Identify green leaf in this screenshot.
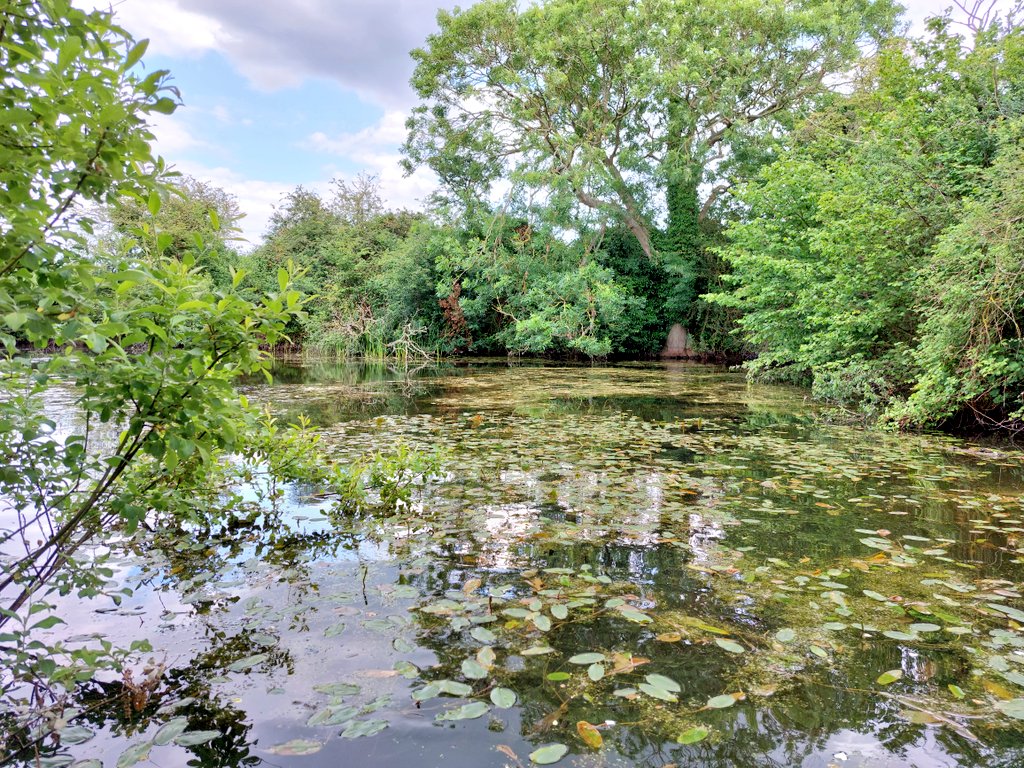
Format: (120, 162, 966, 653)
(436, 701, 489, 721)
(172, 730, 221, 746)
(639, 682, 677, 702)
(877, 669, 903, 685)
(882, 631, 917, 641)
(587, 662, 605, 681)
(568, 652, 605, 665)
(491, 687, 517, 708)
(116, 742, 152, 768)
(645, 674, 681, 693)
(987, 603, 1024, 623)
(775, 628, 795, 643)
(529, 743, 569, 764)
(715, 638, 744, 654)
(341, 719, 389, 738)
(124, 39, 149, 70)
(461, 658, 488, 679)
(227, 653, 267, 671)
(152, 717, 188, 746)
(676, 726, 710, 744)
(706, 694, 737, 709)
(470, 626, 497, 644)
(996, 698, 1024, 719)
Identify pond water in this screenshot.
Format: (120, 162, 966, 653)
(13, 359, 1024, 768)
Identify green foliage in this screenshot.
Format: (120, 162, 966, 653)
(0, 0, 357, 734)
(105, 175, 245, 289)
(710, 9, 1024, 427)
(405, 0, 898, 347)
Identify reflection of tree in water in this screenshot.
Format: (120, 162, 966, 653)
(4, 625, 290, 768)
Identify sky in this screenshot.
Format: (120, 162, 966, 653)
(85, 0, 1014, 247)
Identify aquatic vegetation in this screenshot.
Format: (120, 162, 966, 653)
(6, 361, 1024, 767)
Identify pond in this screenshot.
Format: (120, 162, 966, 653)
(12, 358, 1024, 768)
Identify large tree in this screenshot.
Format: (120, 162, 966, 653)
(403, 0, 899, 337)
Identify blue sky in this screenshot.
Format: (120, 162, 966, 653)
(87, 0, 1011, 246)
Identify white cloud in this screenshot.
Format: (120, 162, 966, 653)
(307, 111, 438, 213)
(161, 160, 299, 247)
(82, 0, 223, 58)
(87, 0, 461, 107)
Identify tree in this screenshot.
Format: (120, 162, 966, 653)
(707, 6, 1024, 427)
(0, 0, 317, 715)
(105, 175, 244, 288)
(403, 0, 898, 344)
(331, 171, 385, 226)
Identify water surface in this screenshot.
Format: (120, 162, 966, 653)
(15, 359, 1024, 768)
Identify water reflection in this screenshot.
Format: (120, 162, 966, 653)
(9, 359, 1024, 768)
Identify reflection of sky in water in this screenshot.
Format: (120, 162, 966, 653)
(8, 360, 1024, 768)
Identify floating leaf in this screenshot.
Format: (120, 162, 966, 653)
(716, 638, 744, 654)
(902, 709, 941, 725)
(587, 663, 605, 681)
(342, 719, 389, 738)
(706, 694, 738, 709)
(576, 721, 603, 749)
(996, 698, 1024, 720)
(307, 705, 359, 726)
(948, 684, 966, 699)
(173, 730, 221, 746)
(551, 604, 569, 620)
(471, 626, 497, 644)
(547, 672, 571, 681)
(267, 738, 323, 755)
(522, 646, 556, 656)
(116, 742, 151, 768)
(645, 674, 681, 693)
(462, 659, 489, 679)
(60, 726, 95, 745)
(436, 702, 489, 721)
(676, 726, 710, 744)
(529, 743, 569, 765)
(491, 687, 517, 708)
(569, 652, 605, 665)
(618, 608, 652, 624)
(639, 683, 678, 702)
(775, 628, 795, 643)
(313, 682, 360, 697)
(227, 653, 268, 672)
(863, 590, 889, 602)
(440, 680, 474, 696)
(324, 621, 346, 637)
(882, 630, 918, 641)
(153, 718, 189, 746)
(477, 645, 496, 669)
(987, 603, 1024, 623)
(533, 614, 552, 632)
(877, 669, 903, 685)
(909, 623, 941, 633)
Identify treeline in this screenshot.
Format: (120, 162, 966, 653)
(708, 13, 1024, 430)
(96, 1, 1024, 432)
(111, 175, 679, 359)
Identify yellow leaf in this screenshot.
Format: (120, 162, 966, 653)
(576, 721, 603, 749)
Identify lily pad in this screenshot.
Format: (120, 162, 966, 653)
(677, 726, 710, 744)
(491, 687, 517, 708)
(436, 701, 490, 721)
(267, 739, 323, 756)
(530, 743, 569, 764)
